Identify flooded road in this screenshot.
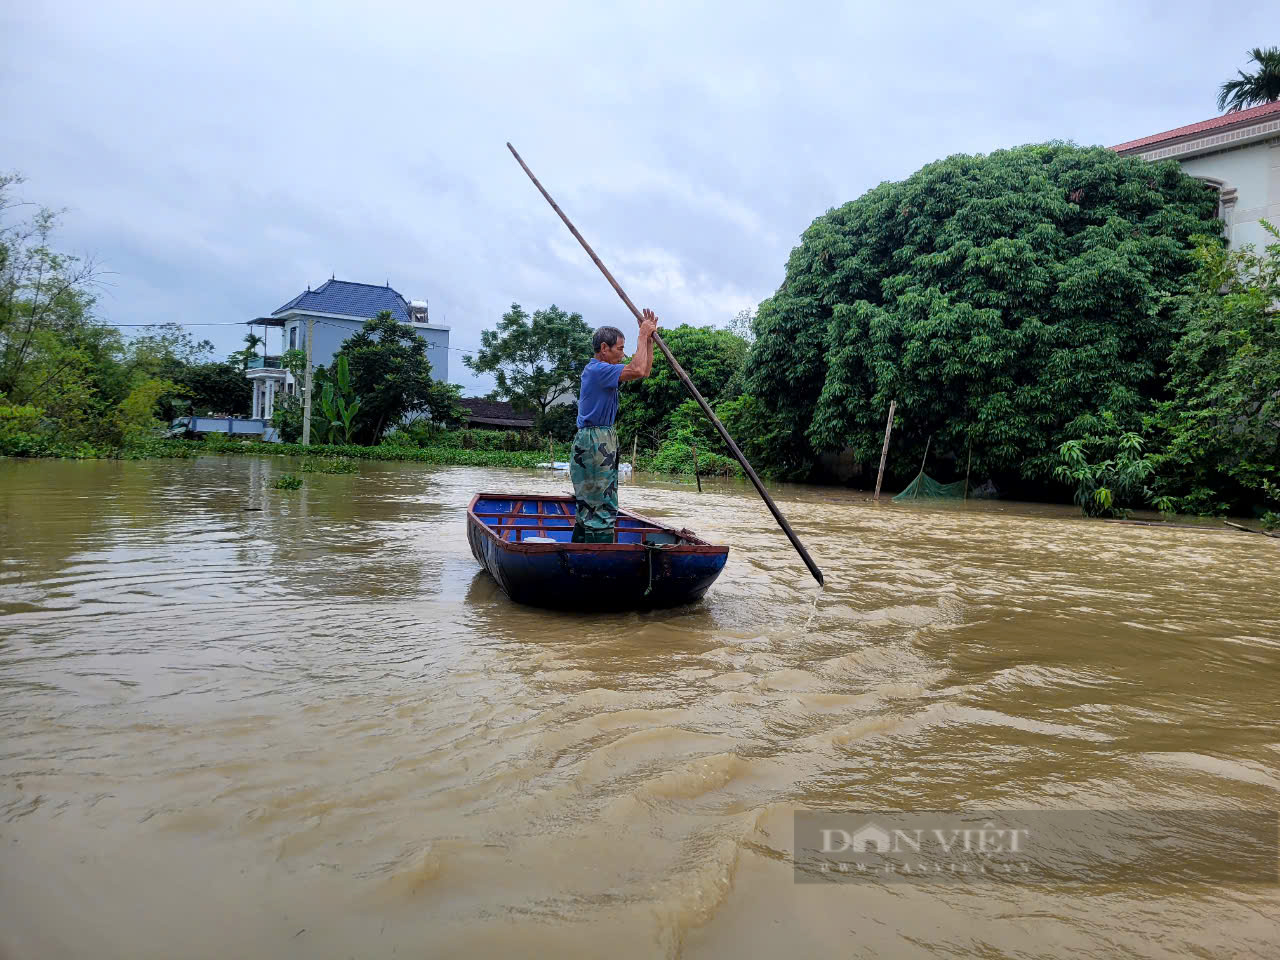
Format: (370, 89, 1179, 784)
(2, 455, 1278, 958)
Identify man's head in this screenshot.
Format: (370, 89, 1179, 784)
(592, 325, 626, 364)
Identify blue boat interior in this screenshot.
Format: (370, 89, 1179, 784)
(472, 497, 685, 545)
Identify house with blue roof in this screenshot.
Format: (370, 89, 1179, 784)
(245, 279, 450, 420)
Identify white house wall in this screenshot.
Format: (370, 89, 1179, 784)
(283, 316, 450, 382)
(1178, 140, 1280, 250)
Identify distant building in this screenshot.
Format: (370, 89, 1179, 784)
(1112, 100, 1280, 250)
(460, 398, 535, 430)
(245, 279, 450, 420)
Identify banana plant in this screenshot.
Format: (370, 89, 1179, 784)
(318, 356, 362, 444)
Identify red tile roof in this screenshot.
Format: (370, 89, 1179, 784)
(1111, 99, 1280, 154)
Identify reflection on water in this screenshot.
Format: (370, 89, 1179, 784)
(1, 455, 1278, 959)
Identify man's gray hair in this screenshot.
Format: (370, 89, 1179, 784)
(592, 325, 624, 353)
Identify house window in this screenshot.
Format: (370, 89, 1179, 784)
(289, 325, 298, 350)
(1192, 176, 1236, 233)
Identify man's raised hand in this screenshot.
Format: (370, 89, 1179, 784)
(640, 308, 660, 339)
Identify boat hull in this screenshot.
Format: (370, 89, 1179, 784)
(467, 493, 728, 610)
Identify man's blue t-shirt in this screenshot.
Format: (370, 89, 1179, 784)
(577, 358, 623, 429)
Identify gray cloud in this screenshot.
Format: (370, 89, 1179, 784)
(2, 0, 1272, 394)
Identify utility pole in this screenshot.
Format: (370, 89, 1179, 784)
(301, 316, 314, 445)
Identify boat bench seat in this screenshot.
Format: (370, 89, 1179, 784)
(473, 498, 687, 545)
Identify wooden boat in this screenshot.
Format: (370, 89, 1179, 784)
(467, 493, 729, 609)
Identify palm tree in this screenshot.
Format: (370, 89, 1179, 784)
(1217, 47, 1280, 113)
(236, 332, 264, 370)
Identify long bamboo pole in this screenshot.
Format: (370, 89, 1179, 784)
(507, 142, 823, 585)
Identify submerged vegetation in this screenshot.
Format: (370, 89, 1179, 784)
(300, 455, 359, 474)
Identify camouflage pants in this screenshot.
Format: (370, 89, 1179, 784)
(570, 426, 619, 543)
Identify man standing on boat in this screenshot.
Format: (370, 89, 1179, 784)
(571, 309, 660, 542)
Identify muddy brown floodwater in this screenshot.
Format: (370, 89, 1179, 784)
(1, 456, 1278, 959)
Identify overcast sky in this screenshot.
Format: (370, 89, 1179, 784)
(2, 1, 1272, 395)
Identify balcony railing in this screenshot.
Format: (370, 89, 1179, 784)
(246, 356, 283, 369)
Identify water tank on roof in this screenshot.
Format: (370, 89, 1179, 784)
(409, 299, 429, 323)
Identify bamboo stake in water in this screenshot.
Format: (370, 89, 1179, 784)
(692, 442, 702, 493)
(507, 142, 823, 585)
(874, 399, 896, 500)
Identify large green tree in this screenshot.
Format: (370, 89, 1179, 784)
(0, 172, 103, 414)
(464, 303, 591, 418)
(1218, 47, 1280, 113)
(1, 173, 248, 446)
(1153, 223, 1280, 514)
(747, 143, 1220, 484)
(336, 310, 463, 443)
(614, 323, 748, 449)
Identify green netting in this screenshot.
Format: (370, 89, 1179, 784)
(893, 472, 968, 500)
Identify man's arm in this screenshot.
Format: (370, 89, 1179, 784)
(619, 309, 660, 382)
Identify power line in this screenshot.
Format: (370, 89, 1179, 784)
(92, 321, 252, 327)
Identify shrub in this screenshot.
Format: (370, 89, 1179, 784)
(458, 429, 543, 451)
(651, 432, 741, 477)
(534, 403, 579, 441)
(110, 378, 186, 444)
(272, 394, 304, 444)
(1054, 425, 1157, 517)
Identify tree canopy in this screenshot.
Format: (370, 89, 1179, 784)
(336, 310, 464, 444)
(122, 325, 249, 419)
(1, 173, 250, 444)
(614, 323, 748, 448)
(464, 303, 591, 417)
(746, 143, 1220, 485)
(1218, 47, 1280, 113)
(1153, 223, 1280, 514)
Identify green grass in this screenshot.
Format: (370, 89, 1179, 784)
(0, 433, 196, 460)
